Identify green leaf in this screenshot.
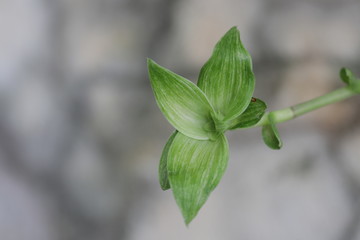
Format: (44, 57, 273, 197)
(159, 131, 177, 190)
(262, 114, 282, 150)
(353, 81, 360, 93)
(340, 67, 355, 85)
(167, 132, 229, 225)
(227, 98, 267, 130)
(197, 27, 255, 122)
(148, 59, 217, 140)
(340, 68, 360, 93)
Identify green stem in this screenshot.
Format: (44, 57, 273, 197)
(253, 86, 359, 127)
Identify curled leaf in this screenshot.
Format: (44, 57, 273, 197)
(159, 131, 177, 190)
(167, 132, 229, 225)
(197, 27, 255, 122)
(340, 68, 355, 86)
(340, 68, 360, 93)
(262, 114, 282, 150)
(148, 59, 217, 140)
(227, 98, 267, 130)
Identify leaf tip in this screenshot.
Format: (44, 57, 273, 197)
(229, 25, 238, 31)
(225, 26, 240, 37)
(147, 58, 157, 70)
(184, 216, 194, 226)
(180, 206, 198, 226)
(340, 67, 352, 85)
(274, 140, 283, 150)
(160, 184, 170, 191)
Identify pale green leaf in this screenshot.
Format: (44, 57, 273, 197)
(197, 27, 255, 122)
(262, 114, 282, 150)
(167, 132, 229, 225)
(159, 131, 177, 190)
(227, 98, 267, 130)
(148, 59, 218, 140)
(354, 81, 360, 93)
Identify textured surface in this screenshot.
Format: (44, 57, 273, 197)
(148, 59, 216, 140)
(197, 27, 255, 122)
(168, 132, 229, 224)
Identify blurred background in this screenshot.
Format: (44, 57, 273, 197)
(0, 0, 360, 239)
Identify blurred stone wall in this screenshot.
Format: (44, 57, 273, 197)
(0, 0, 359, 240)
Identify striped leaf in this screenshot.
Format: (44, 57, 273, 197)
(158, 131, 177, 190)
(148, 59, 218, 140)
(167, 132, 229, 225)
(197, 27, 255, 122)
(227, 98, 267, 129)
(262, 114, 282, 150)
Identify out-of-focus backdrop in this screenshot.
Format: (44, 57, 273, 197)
(0, 0, 360, 239)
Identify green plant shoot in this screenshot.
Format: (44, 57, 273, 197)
(147, 27, 360, 225)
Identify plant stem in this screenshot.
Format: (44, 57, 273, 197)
(253, 86, 359, 127)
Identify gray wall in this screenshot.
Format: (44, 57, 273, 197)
(0, 0, 360, 240)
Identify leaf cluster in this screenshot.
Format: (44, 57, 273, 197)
(148, 27, 269, 224)
(148, 27, 360, 225)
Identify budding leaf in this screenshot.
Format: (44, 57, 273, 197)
(197, 27, 255, 122)
(227, 98, 267, 129)
(148, 59, 217, 140)
(262, 114, 282, 150)
(159, 131, 177, 190)
(340, 68, 355, 86)
(340, 67, 360, 93)
(167, 132, 229, 225)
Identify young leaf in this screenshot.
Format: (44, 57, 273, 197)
(167, 132, 229, 225)
(197, 27, 255, 122)
(262, 114, 282, 150)
(340, 68, 355, 86)
(148, 59, 217, 140)
(227, 98, 267, 130)
(340, 68, 360, 93)
(159, 131, 177, 190)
